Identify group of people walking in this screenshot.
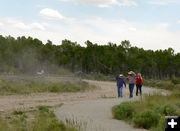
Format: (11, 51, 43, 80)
(115, 71, 142, 98)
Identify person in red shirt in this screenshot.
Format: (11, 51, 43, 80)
(136, 73, 142, 96)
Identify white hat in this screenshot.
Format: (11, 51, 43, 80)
(128, 71, 134, 75)
(119, 74, 123, 77)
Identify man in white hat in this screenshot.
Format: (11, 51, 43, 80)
(115, 74, 126, 98)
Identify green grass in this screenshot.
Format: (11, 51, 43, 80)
(0, 76, 95, 95)
(112, 93, 180, 131)
(0, 106, 76, 131)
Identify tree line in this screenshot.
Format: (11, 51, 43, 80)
(0, 35, 180, 79)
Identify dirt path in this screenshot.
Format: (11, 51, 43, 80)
(55, 80, 169, 131)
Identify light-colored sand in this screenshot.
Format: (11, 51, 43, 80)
(55, 80, 169, 131)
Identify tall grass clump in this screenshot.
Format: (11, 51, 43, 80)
(133, 110, 159, 129)
(112, 102, 134, 121)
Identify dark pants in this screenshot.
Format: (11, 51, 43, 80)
(129, 84, 135, 98)
(136, 84, 142, 96)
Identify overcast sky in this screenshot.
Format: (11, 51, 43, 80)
(0, 0, 180, 52)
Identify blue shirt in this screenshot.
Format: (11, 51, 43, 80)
(115, 75, 126, 88)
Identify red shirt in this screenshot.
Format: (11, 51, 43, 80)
(136, 77, 142, 85)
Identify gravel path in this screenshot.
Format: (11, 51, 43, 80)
(55, 80, 168, 131)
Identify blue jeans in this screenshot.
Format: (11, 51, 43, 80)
(129, 84, 135, 98)
(117, 86, 123, 97)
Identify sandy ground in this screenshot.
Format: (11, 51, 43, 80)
(55, 80, 169, 131)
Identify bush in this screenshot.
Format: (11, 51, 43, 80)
(171, 77, 180, 85)
(112, 102, 134, 120)
(133, 110, 159, 129)
(156, 104, 178, 116)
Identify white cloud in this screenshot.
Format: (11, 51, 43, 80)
(148, 0, 180, 5)
(42, 23, 49, 27)
(0, 22, 3, 27)
(41, 17, 179, 52)
(128, 27, 137, 31)
(13, 21, 45, 30)
(5, 18, 20, 24)
(40, 8, 64, 19)
(14, 22, 30, 30)
(60, 0, 137, 7)
(177, 20, 180, 23)
(156, 23, 169, 30)
(1, 17, 180, 52)
(0, 18, 46, 31)
(30, 23, 46, 30)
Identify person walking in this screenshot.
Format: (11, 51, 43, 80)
(127, 71, 136, 98)
(136, 73, 143, 96)
(115, 74, 126, 98)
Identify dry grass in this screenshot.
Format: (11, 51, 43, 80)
(0, 75, 95, 95)
(0, 105, 76, 131)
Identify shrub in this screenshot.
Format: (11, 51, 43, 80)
(171, 77, 180, 85)
(112, 102, 134, 120)
(156, 104, 178, 116)
(133, 110, 159, 129)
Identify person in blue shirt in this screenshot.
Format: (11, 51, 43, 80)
(115, 74, 126, 98)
